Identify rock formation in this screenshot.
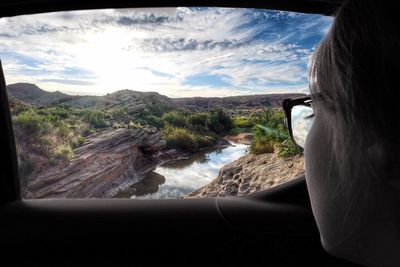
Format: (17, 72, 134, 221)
(186, 153, 304, 198)
(24, 128, 167, 198)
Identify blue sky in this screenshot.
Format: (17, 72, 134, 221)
(0, 8, 332, 97)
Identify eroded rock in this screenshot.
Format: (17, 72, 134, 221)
(24, 128, 167, 198)
(186, 153, 304, 198)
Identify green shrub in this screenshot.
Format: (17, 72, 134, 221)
(81, 109, 108, 128)
(48, 107, 70, 119)
(161, 124, 198, 152)
(276, 140, 300, 158)
(143, 115, 164, 129)
(56, 121, 72, 138)
(233, 116, 254, 129)
(14, 109, 43, 133)
(249, 108, 301, 157)
(188, 113, 209, 132)
(208, 108, 234, 134)
(162, 111, 188, 128)
(250, 135, 275, 154)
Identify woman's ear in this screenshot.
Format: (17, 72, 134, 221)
(367, 142, 385, 164)
(367, 140, 400, 208)
(367, 141, 391, 178)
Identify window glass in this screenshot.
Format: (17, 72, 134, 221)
(0, 8, 333, 199)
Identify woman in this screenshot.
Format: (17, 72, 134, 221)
(284, 0, 400, 266)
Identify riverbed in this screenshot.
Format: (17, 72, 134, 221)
(116, 141, 249, 199)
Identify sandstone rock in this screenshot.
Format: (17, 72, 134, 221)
(185, 153, 304, 198)
(24, 128, 167, 198)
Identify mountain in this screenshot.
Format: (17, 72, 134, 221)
(6, 83, 69, 106)
(6, 83, 305, 111)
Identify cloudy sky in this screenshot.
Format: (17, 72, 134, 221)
(0, 7, 332, 97)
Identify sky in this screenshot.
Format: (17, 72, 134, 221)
(0, 7, 332, 97)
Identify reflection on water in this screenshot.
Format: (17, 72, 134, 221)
(114, 172, 166, 198)
(124, 141, 248, 199)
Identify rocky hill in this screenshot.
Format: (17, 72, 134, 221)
(7, 83, 68, 106)
(6, 83, 305, 111)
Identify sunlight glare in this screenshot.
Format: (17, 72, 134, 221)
(73, 27, 159, 94)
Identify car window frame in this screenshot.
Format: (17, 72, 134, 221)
(0, 0, 339, 203)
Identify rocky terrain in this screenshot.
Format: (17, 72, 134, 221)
(172, 93, 305, 111)
(23, 128, 174, 198)
(9, 82, 305, 199)
(186, 153, 304, 198)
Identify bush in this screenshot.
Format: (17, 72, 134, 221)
(250, 108, 286, 129)
(14, 109, 44, 134)
(48, 107, 70, 119)
(143, 115, 164, 129)
(81, 109, 108, 128)
(161, 124, 198, 152)
(56, 121, 72, 138)
(233, 116, 254, 129)
(250, 135, 275, 154)
(162, 112, 188, 128)
(276, 140, 300, 158)
(208, 108, 234, 134)
(188, 113, 209, 132)
(249, 108, 301, 157)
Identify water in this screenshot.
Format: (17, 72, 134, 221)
(120, 141, 248, 199)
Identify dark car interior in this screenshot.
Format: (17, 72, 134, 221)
(0, 0, 363, 266)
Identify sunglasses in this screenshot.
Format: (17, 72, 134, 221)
(282, 95, 316, 149)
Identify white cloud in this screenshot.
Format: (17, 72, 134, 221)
(0, 7, 332, 97)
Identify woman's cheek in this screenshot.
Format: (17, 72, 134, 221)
(304, 112, 343, 249)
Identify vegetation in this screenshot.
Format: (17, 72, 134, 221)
(159, 108, 233, 151)
(11, 94, 299, 187)
(232, 108, 300, 158)
(11, 106, 105, 184)
(10, 104, 236, 184)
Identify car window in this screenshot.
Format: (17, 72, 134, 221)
(0, 7, 332, 199)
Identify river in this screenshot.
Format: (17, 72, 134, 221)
(117, 141, 249, 199)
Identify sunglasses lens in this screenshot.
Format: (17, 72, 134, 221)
(291, 105, 314, 148)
